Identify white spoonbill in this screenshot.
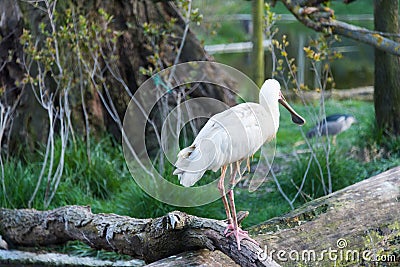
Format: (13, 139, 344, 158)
(173, 79, 305, 250)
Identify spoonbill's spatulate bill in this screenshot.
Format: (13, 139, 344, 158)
(173, 79, 305, 250)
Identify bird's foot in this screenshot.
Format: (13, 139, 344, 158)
(223, 222, 235, 235)
(225, 225, 258, 250)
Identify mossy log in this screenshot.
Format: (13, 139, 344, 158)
(250, 166, 400, 265)
(0, 207, 278, 267)
(1, 167, 399, 266)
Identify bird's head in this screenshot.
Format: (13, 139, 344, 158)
(346, 115, 357, 125)
(260, 79, 306, 126)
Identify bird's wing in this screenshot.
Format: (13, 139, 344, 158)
(192, 103, 274, 168)
(325, 114, 346, 123)
(174, 103, 276, 186)
(307, 115, 347, 137)
(173, 117, 230, 187)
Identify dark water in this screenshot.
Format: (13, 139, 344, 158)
(213, 21, 374, 89)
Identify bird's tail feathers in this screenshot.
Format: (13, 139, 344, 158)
(175, 170, 206, 187)
(173, 143, 211, 187)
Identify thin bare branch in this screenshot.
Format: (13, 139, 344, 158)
(278, 0, 400, 56)
(326, 19, 400, 56)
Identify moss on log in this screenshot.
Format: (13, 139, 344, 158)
(250, 166, 400, 265)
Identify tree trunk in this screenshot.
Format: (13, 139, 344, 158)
(374, 0, 400, 135)
(0, 0, 49, 151)
(0, 0, 236, 155)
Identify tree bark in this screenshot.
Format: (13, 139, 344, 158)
(374, 0, 400, 135)
(144, 249, 239, 267)
(0, 249, 237, 266)
(250, 166, 400, 265)
(0, 0, 49, 151)
(0, 206, 278, 267)
(0, 0, 236, 155)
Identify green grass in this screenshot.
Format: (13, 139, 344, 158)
(9, 100, 378, 216)
(274, 99, 400, 204)
(274, 99, 368, 200)
(276, 99, 374, 151)
(0, 137, 131, 211)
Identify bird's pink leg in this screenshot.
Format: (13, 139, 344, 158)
(222, 163, 240, 236)
(218, 166, 232, 225)
(226, 162, 258, 250)
(235, 161, 243, 184)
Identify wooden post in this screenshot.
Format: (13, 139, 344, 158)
(252, 0, 265, 87)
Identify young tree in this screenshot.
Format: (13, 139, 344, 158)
(374, 0, 400, 135)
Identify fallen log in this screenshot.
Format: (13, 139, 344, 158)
(286, 87, 374, 102)
(0, 206, 278, 266)
(0, 249, 145, 266)
(251, 166, 400, 265)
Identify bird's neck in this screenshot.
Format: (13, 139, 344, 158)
(260, 96, 280, 133)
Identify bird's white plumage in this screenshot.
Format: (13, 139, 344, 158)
(174, 79, 282, 187)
